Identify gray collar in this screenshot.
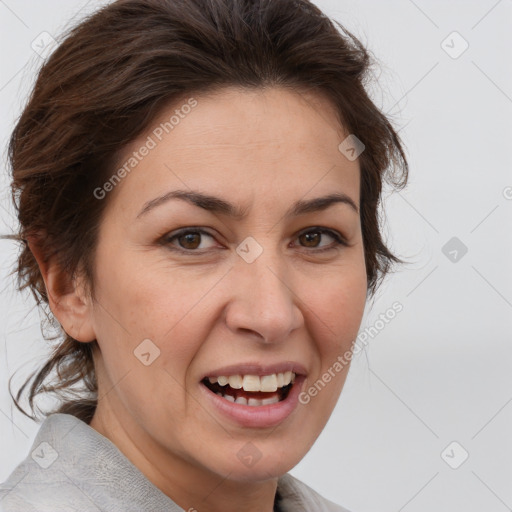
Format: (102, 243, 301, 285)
(0, 413, 348, 511)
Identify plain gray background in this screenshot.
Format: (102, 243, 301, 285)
(1, 1, 511, 511)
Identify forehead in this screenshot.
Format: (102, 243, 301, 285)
(157, 86, 348, 152)
(104, 86, 360, 215)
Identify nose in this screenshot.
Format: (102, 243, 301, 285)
(224, 246, 304, 344)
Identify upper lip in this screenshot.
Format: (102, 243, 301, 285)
(201, 362, 307, 380)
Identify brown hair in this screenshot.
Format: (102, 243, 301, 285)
(4, 0, 408, 424)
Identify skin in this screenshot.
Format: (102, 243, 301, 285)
(34, 86, 368, 512)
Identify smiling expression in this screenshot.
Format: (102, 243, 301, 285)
(85, 86, 368, 484)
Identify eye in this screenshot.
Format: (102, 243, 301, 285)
(163, 228, 218, 252)
(161, 226, 348, 254)
(294, 227, 348, 252)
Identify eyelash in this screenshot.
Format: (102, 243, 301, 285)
(161, 227, 348, 255)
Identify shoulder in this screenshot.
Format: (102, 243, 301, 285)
(0, 414, 94, 512)
(0, 413, 181, 512)
(277, 473, 354, 512)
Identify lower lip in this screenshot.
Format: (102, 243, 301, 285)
(199, 376, 306, 428)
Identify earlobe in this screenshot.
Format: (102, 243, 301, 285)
(27, 235, 96, 343)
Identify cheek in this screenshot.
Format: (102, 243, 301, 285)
(93, 253, 224, 383)
(95, 248, 189, 329)
(305, 264, 367, 351)
(91, 254, 172, 356)
(298, 268, 366, 426)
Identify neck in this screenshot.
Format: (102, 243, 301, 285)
(89, 398, 279, 512)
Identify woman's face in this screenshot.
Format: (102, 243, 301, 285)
(86, 86, 367, 483)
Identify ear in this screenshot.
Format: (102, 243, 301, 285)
(27, 234, 96, 343)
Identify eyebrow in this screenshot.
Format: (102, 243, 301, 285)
(137, 189, 359, 220)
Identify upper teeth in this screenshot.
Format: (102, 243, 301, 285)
(208, 372, 296, 392)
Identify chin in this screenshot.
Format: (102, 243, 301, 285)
(205, 438, 310, 482)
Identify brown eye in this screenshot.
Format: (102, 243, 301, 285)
(164, 229, 217, 252)
(295, 228, 347, 251)
(178, 232, 202, 250)
(162, 226, 347, 255)
(299, 231, 322, 248)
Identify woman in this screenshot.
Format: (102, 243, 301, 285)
(0, 0, 408, 510)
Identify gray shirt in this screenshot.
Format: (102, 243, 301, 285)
(0, 413, 352, 511)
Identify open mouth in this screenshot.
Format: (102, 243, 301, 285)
(201, 371, 296, 407)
